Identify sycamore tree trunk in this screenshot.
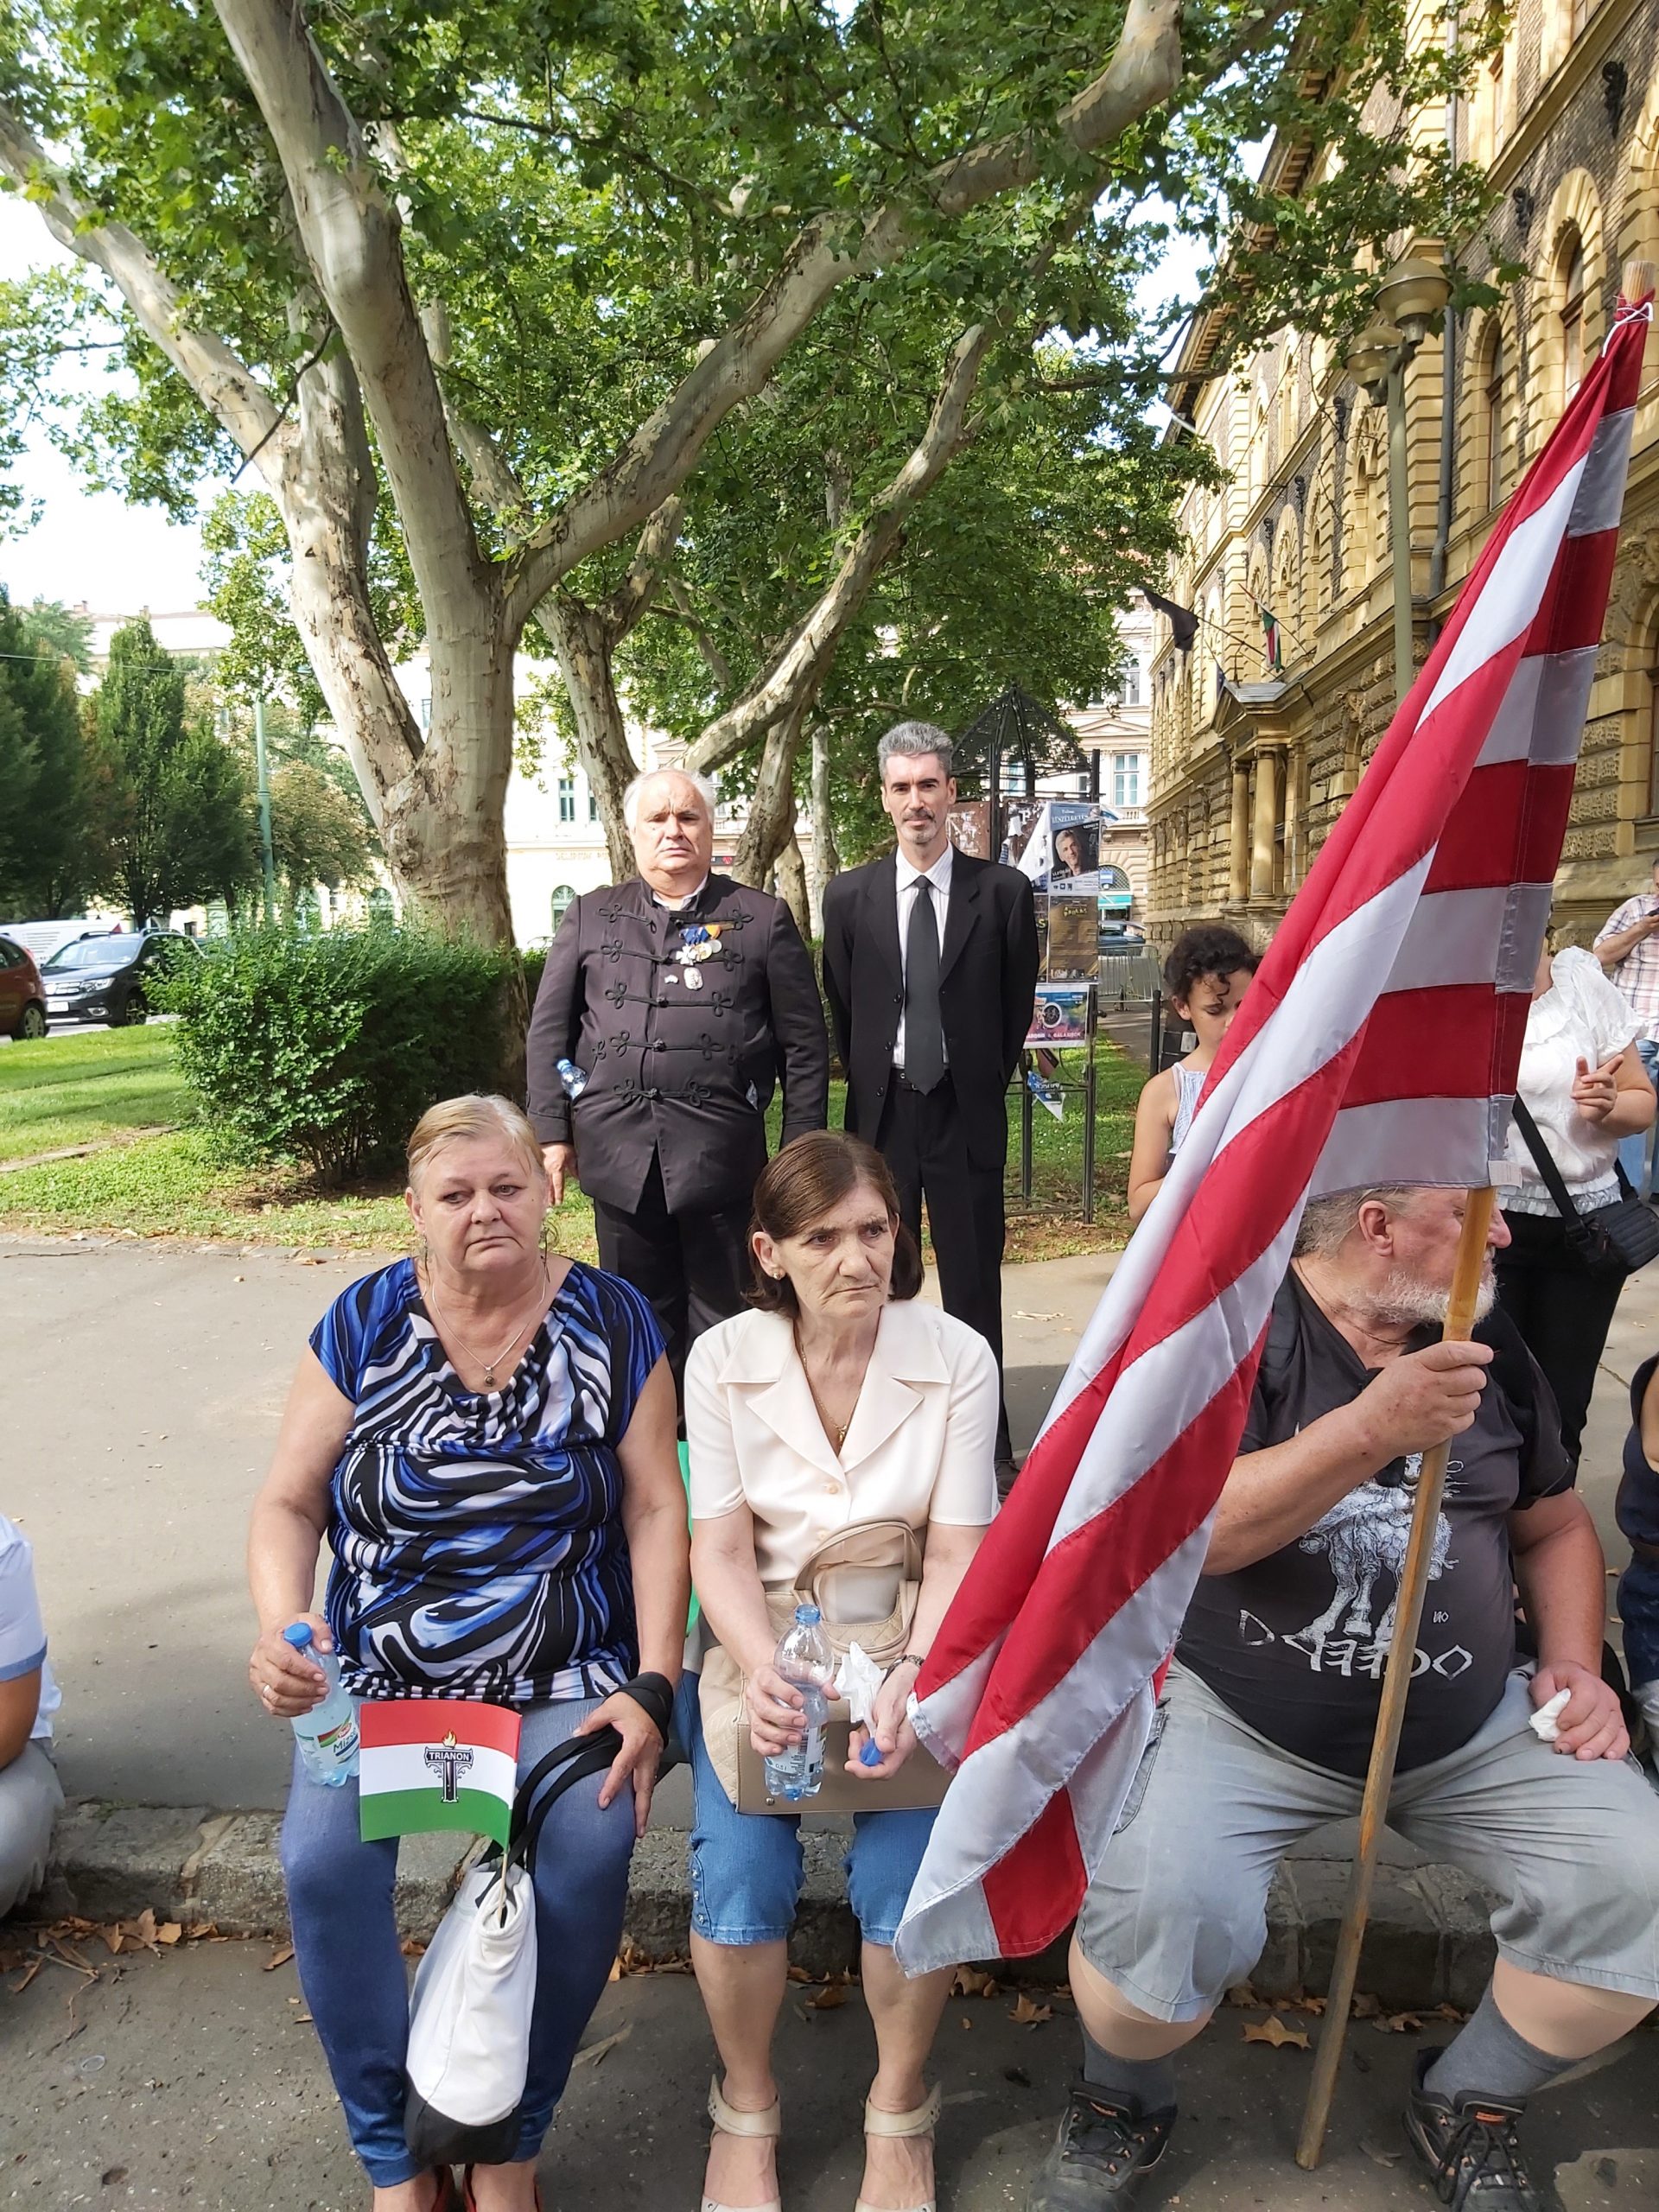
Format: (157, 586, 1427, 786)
(777, 835, 811, 938)
(730, 702, 811, 887)
(805, 720, 838, 935)
(535, 596, 638, 880)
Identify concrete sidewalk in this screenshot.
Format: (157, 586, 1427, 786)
(8, 1229, 1659, 2000)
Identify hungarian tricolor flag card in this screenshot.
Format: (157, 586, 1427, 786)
(358, 1701, 522, 1849)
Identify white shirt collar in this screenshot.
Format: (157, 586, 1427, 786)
(894, 844, 953, 893)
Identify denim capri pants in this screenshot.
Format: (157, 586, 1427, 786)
(677, 1674, 936, 1948)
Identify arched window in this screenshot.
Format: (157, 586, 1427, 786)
(550, 884, 575, 931)
(1561, 238, 1586, 405)
(1483, 326, 1506, 511)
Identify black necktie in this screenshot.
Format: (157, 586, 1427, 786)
(905, 875, 945, 1093)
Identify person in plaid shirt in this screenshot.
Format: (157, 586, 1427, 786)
(1595, 855, 1659, 1199)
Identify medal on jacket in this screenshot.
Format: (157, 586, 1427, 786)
(676, 920, 722, 986)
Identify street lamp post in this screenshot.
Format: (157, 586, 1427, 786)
(1344, 254, 1454, 706)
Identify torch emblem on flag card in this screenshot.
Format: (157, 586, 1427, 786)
(359, 1701, 522, 1849)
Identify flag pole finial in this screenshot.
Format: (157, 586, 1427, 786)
(1620, 257, 1656, 299)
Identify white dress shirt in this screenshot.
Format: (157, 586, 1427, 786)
(893, 846, 953, 1070)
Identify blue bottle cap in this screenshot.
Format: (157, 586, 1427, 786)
(282, 1623, 315, 1650)
(795, 1604, 822, 1625)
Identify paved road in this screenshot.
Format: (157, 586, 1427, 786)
(3, 1939, 1653, 2210)
(0, 1233, 1113, 1813)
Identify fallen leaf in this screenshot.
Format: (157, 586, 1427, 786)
(573, 2024, 632, 2068)
(960, 2015, 972, 2029)
(807, 1982, 849, 2011)
(399, 1939, 426, 1960)
(607, 1958, 621, 1983)
(1009, 1993, 1053, 2026)
(1351, 1992, 1382, 2019)
(264, 1943, 296, 1972)
(951, 1965, 998, 1999)
(156, 1923, 181, 1947)
(1375, 2011, 1423, 2035)
(1223, 1982, 1259, 2008)
(8, 1957, 43, 1993)
(130, 1910, 158, 1952)
(1242, 2015, 1310, 2050)
(99, 1926, 124, 1957)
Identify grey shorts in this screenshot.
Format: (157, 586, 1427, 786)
(1076, 1663, 1659, 2022)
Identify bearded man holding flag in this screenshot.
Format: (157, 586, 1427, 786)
(894, 276, 1659, 2212)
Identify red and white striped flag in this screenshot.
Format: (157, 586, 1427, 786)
(893, 282, 1654, 1976)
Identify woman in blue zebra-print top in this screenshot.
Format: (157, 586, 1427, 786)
(246, 1094, 689, 2212)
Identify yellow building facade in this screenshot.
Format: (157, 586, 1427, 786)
(1147, 0, 1659, 950)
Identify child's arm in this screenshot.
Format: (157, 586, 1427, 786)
(1126, 1070, 1179, 1224)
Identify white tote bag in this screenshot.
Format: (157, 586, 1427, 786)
(404, 1859, 538, 2167)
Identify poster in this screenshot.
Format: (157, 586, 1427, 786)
(1007, 799, 1102, 898)
(1026, 983, 1093, 1047)
(1045, 896, 1097, 981)
(948, 799, 992, 858)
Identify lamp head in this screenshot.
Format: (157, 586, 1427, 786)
(1344, 320, 1402, 401)
(1374, 254, 1452, 349)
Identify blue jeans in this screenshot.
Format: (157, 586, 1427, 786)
(280, 1696, 636, 2186)
(1617, 1037, 1659, 1195)
(677, 1674, 936, 1949)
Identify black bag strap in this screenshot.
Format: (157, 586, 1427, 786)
(506, 1728, 623, 1874)
(1510, 1096, 1583, 1221)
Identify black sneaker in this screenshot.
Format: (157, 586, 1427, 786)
(1403, 2049, 1556, 2209)
(1027, 2082, 1177, 2208)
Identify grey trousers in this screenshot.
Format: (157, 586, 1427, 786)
(0, 1740, 62, 1918)
(1077, 1664, 1659, 2021)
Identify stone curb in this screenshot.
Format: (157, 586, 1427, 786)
(25, 1800, 1500, 2007)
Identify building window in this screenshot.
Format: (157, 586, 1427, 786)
(1111, 753, 1141, 809)
(1483, 327, 1505, 512)
(1122, 661, 1142, 708)
(557, 776, 575, 823)
(550, 885, 575, 931)
(1561, 238, 1586, 408)
(588, 789, 600, 822)
(419, 695, 432, 732)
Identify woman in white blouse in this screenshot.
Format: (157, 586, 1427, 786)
(1497, 939, 1656, 1468)
(681, 1133, 998, 2212)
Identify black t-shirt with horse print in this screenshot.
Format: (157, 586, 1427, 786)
(1177, 1271, 1572, 1777)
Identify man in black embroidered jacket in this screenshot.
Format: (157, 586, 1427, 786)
(527, 769, 828, 1395)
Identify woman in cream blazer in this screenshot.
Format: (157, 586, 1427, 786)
(680, 1132, 998, 2212)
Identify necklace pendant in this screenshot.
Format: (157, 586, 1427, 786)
(483, 1365, 497, 1387)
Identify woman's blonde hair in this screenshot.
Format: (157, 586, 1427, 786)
(406, 1094, 545, 1190)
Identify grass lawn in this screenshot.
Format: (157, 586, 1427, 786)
(0, 1025, 192, 1161)
(0, 1025, 1140, 1259)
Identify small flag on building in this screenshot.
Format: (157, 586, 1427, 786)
(1259, 602, 1284, 671)
(358, 1700, 522, 1848)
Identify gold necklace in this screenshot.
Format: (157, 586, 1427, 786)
(794, 1326, 855, 1451)
(422, 1261, 550, 1389)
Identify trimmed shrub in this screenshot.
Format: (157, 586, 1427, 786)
(159, 924, 518, 1183)
(521, 943, 548, 1010)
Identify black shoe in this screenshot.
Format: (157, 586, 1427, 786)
(1027, 2082, 1176, 2208)
(1403, 2049, 1556, 2209)
(995, 1454, 1021, 1499)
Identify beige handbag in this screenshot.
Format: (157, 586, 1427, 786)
(697, 1519, 950, 1815)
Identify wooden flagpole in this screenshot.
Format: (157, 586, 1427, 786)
(1295, 1185, 1497, 2169)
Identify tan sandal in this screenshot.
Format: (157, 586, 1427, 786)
(701, 2075, 782, 2212)
(855, 2082, 941, 2212)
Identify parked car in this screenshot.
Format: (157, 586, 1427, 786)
(0, 934, 48, 1039)
(40, 930, 200, 1027)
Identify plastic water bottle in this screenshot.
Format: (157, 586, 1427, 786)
(763, 1605, 835, 1802)
(284, 1624, 359, 1787)
(556, 1057, 588, 1099)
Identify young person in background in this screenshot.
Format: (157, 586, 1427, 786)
(1126, 927, 1260, 1225)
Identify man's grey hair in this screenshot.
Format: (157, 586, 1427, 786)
(1293, 1185, 1424, 1260)
(877, 720, 954, 783)
(622, 766, 717, 830)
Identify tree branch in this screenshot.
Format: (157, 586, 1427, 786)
(503, 0, 1185, 619)
(0, 99, 285, 473)
(213, 0, 489, 616)
(686, 317, 994, 776)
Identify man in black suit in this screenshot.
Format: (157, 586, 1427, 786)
(527, 766, 828, 1396)
(823, 721, 1039, 1482)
